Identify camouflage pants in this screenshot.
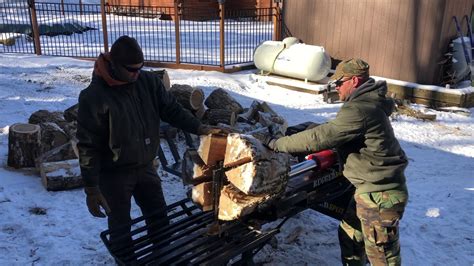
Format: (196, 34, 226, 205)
(338, 189, 408, 266)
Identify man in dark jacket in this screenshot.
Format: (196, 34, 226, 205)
(265, 58, 408, 266)
(77, 36, 223, 250)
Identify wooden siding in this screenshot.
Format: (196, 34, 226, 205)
(282, 0, 472, 85)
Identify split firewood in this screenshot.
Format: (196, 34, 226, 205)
(206, 109, 236, 126)
(40, 159, 83, 191)
(197, 134, 227, 167)
(204, 88, 244, 114)
(257, 112, 288, 136)
(191, 181, 214, 211)
(35, 141, 78, 169)
(7, 123, 41, 169)
(237, 100, 261, 123)
(224, 134, 290, 195)
(259, 101, 278, 116)
(218, 184, 270, 221)
(39, 122, 69, 153)
(182, 149, 213, 185)
(169, 84, 205, 111)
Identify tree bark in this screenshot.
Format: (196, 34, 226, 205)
(40, 159, 83, 191)
(204, 88, 244, 114)
(7, 123, 41, 168)
(224, 133, 290, 195)
(207, 109, 236, 126)
(218, 184, 268, 221)
(169, 84, 204, 111)
(38, 122, 69, 154)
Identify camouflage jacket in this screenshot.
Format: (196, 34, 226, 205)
(77, 71, 201, 187)
(273, 78, 407, 193)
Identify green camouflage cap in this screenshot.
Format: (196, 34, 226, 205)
(330, 58, 370, 81)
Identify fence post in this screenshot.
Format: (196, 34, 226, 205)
(219, 0, 225, 70)
(61, 0, 65, 16)
(79, 0, 83, 15)
(272, 1, 281, 41)
(28, 0, 42, 55)
(100, 0, 109, 53)
(174, 0, 181, 65)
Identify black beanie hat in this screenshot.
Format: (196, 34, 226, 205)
(110, 36, 144, 65)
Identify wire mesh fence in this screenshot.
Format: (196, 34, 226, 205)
(180, 7, 220, 66)
(106, 6, 177, 62)
(0, 1, 36, 54)
(34, 2, 103, 57)
(1, 1, 278, 69)
(224, 8, 274, 65)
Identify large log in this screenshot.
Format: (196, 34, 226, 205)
(204, 88, 244, 114)
(169, 84, 204, 111)
(39, 159, 83, 191)
(191, 181, 214, 211)
(29, 110, 67, 129)
(63, 104, 78, 122)
(224, 133, 290, 195)
(218, 184, 269, 221)
(207, 109, 236, 126)
(7, 123, 41, 168)
(151, 69, 170, 91)
(182, 149, 213, 185)
(197, 134, 227, 167)
(39, 122, 69, 153)
(29, 110, 76, 139)
(223, 133, 272, 168)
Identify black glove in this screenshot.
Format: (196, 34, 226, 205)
(262, 134, 278, 150)
(197, 124, 231, 135)
(84, 186, 111, 218)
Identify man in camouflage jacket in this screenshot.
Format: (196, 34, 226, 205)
(266, 58, 408, 266)
(77, 36, 223, 250)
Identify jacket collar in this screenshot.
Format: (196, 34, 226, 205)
(92, 53, 129, 87)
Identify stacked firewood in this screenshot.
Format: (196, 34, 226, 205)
(7, 105, 81, 191)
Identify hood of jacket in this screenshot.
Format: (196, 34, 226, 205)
(347, 78, 394, 116)
(92, 53, 129, 87)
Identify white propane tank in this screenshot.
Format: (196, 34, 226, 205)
(253, 41, 286, 71)
(253, 37, 331, 82)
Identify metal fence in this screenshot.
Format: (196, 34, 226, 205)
(0, 1, 35, 54)
(0, 1, 281, 71)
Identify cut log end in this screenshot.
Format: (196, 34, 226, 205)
(7, 123, 41, 169)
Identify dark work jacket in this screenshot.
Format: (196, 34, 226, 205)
(273, 78, 408, 194)
(77, 71, 201, 187)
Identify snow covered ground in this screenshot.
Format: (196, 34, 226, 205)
(0, 53, 473, 265)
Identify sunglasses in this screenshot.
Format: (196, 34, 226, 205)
(327, 76, 346, 91)
(122, 62, 144, 73)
